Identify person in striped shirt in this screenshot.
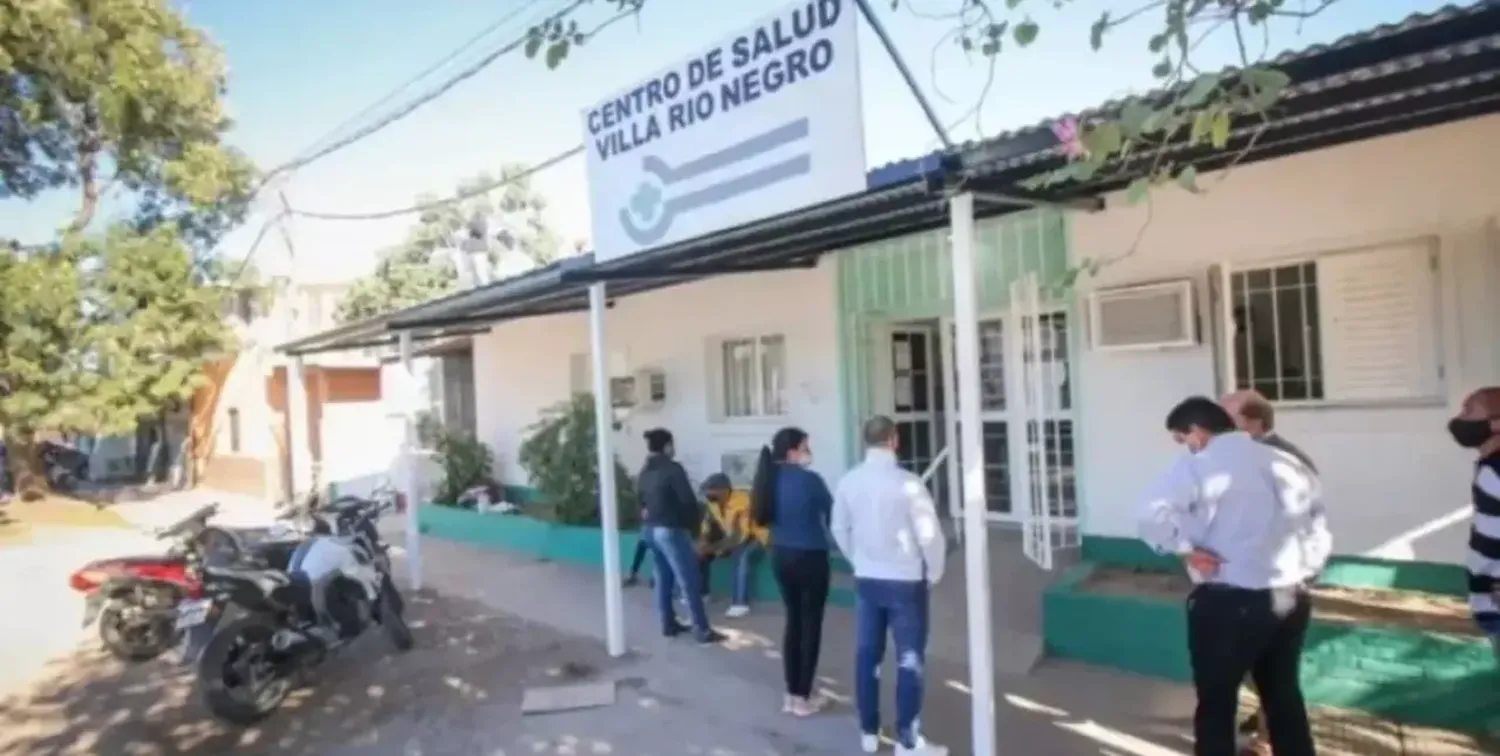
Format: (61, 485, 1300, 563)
(1448, 387, 1500, 656)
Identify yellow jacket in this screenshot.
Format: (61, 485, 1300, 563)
(700, 489, 769, 551)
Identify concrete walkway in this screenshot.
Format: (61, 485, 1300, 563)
(399, 526, 1208, 756)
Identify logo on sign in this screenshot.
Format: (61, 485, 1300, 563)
(620, 119, 810, 245)
(582, 0, 865, 262)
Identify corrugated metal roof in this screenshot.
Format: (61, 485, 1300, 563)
(965, 0, 1500, 176)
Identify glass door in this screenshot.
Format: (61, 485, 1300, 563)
(944, 311, 1076, 525)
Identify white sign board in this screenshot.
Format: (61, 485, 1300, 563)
(582, 0, 866, 264)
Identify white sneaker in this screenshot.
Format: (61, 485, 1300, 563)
(895, 737, 947, 756)
(859, 734, 879, 753)
(725, 604, 749, 618)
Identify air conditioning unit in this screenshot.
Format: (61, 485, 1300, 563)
(609, 376, 637, 408)
(635, 369, 666, 411)
(1087, 279, 1197, 351)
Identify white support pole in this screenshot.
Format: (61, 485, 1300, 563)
(286, 354, 313, 499)
(939, 316, 962, 545)
(589, 282, 627, 657)
(398, 330, 423, 591)
(950, 192, 996, 756)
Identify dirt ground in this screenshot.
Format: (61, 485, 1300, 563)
(1081, 565, 1481, 635)
(0, 589, 620, 756)
(0, 496, 129, 545)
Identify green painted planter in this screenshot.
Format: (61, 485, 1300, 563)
(418, 505, 856, 607)
(1044, 559, 1500, 737)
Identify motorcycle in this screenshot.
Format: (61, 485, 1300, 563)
(68, 503, 303, 661)
(185, 491, 412, 725)
(40, 440, 89, 492)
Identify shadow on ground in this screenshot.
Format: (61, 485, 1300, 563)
(0, 590, 620, 756)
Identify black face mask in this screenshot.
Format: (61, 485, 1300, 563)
(1448, 418, 1495, 449)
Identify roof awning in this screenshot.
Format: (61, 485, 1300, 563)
(279, 1, 1500, 358)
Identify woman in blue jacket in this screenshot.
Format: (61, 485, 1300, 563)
(751, 426, 833, 717)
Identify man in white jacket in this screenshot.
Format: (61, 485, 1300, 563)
(832, 416, 948, 756)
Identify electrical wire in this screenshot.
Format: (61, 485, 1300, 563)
(287, 145, 583, 221)
(225, 0, 589, 285)
(257, 0, 589, 187)
(291, 0, 556, 162)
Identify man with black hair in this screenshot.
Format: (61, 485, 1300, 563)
(1139, 396, 1330, 756)
(637, 427, 725, 644)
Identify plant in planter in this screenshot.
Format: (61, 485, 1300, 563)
(518, 394, 639, 528)
(433, 429, 497, 507)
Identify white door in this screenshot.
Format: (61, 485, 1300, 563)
(1008, 274, 1079, 569)
(942, 292, 1078, 534)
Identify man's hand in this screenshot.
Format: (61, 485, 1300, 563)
(1185, 548, 1223, 579)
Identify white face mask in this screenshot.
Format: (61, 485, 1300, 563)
(798, 453, 813, 468)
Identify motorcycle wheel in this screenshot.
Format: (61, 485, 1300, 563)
(197, 616, 291, 725)
(379, 581, 414, 652)
(98, 603, 175, 662)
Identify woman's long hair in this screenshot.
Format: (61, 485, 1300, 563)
(751, 427, 809, 527)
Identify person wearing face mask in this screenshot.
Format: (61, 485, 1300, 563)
(1138, 396, 1329, 756)
(1448, 387, 1500, 659)
(751, 426, 835, 718)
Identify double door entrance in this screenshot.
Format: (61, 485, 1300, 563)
(873, 311, 1078, 532)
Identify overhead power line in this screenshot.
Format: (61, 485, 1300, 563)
(287, 145, 583, 221)
(224, 0, 586, 285)
(292, 0, 555, 162)
(257, 0, 589, 187)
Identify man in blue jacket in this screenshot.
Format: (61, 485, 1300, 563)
(637, 428, 724, 644)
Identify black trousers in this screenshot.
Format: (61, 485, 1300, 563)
(772, 546, 831, 698)
(1187, 583, 1316, 756)
(629, 539, 650, 577)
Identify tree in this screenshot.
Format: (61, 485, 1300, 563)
(0, 0, 254, 493)
(0, 247, 94, 493)
(0, 0, 255, 243)
(86, 225, 237, 481)
(334, 165, 565, 323)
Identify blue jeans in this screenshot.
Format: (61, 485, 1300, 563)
(646, 526, 711, 637)
(731, 542, 762, 605)
(855, 578, 930, 748)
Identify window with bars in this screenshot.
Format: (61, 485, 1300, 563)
(710, 334, 788, 420)
(1225, 240, 1441, 403)
(1231, 261, 1323, 401)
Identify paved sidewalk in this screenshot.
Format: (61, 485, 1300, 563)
(399, 528, 1206, 756)
(398, 523, 1500, 756)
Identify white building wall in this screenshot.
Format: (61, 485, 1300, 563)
(1072, 114, 1500, 564)
(472, 261, 844, 489)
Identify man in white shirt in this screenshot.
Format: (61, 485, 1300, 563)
(1138, 397, 1329, 756)
(1221, 388, 1320, 754)
(832, 416, 947, 756)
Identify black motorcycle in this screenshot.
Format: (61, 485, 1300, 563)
(183, 493, 411, 725)
(69, 503, 302, 662)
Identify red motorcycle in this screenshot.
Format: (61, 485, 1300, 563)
(68, 504, 300, 662)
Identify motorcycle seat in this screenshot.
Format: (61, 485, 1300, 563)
(204, 565, 290, 597)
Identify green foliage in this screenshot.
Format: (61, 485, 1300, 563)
(83, 224, 236, 435)
(517, 394, 639, 529)
(0, 248, 93, 438)
(0, 0, 255, 245)
(523, 1, 644, 69)
(0, 225, 233, 490)
(433, 429, 496, 506)
(334, 167, 566, 323)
